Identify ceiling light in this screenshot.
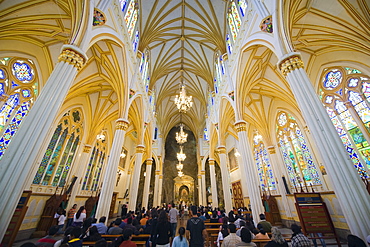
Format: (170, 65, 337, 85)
(174, 84, 193, 113)
(177, 146, 186, 162)
(176, 123, 188, 144)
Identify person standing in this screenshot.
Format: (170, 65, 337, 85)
(72, 206, 86, 227)
(169, 203, 179, 238)
(155, 210, 173, 247)
(67, 204, 77, 227)
(172, 227, 189, 247)
(186, 206, 208, 247)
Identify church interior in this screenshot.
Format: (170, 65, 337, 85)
(0, 0, 369, 244)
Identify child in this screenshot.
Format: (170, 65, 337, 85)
(172, 227, 188, 247)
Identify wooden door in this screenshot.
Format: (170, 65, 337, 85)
(109, 193, 117, 218)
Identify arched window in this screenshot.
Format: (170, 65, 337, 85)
(120, 0, 128, 11)
(226, 34, 233, 54)
(276, 111, 321, 189)
(141, 52, 150, 92)
(133, 30, 140, 52)
(227, 1, 242, 42)
(319, 67, 370, 178)
(0, 57, 39, 159)
(253, 133, 276, 191)
(214, 55, 222, 94)
(33, 109, 82, 186)
(82, 135, 107, 191)
(238, 0, 248, 17)
(124, 0, 138, 38)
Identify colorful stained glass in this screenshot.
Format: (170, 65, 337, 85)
(226, 34, 233, 54)
(204, 128, 209, 141)
(261, 17, 273, 33)
(348, 78, 359, 87)
(92, 153, 105, 191)
(0, 101, 31, 159)
(22, 89, 30, 98)
(0, 94, 20, 132)
(276, 112, 321, 188)
(323, 70, 342, 89)
(82, 147, 96, 190)
(12, 62, 33, 82)
(59, 136, 79, 187)
(120, 0, 128, 11)
(41, 128, 68, 185)
(0, 69, 5, 79)
(0, 83, 4, 96)
(52, 133, 75, 186)
(231, 2, 241, 31)
(238, 0, 248, 17)
(93, 9, 106, 26)
(228, 13, 238, 41)
(33, 124, 63, 184)
(133, 30, 139, 52)
(124, 0, 138, 38)
(254, 140, 276, 191)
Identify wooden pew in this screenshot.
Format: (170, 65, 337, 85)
(204, 222, 222, 228)
(82, 234, 150, 246)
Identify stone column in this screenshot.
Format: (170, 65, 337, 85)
(278, 52, 370, 241)
(129, 145, 145, 211)
(68, 144, 92, 207)
(209, 159, 219, 208)
(0, 45, 87, 241)
(201, 170, 207, 206)
(153, 170, 160, 207)
(217, 146, 233, 212)
(198, 174, 203, 206)
(142, 158, 153, 209)
(267, 146, 293, 219)
(235, 121, 265, 224)
(158, 174, 163, 206)
(95, 119, 129, 219)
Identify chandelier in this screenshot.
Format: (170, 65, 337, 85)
(174, 84, 193, 113)
(176, 123, 188, 144)
(96, 130, 105, 141)
(177, 146, 186, 162)
(176, 162, 183, 171)
(178, 171, 184, 177)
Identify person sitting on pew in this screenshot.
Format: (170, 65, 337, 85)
(236, 228, 256, 247)
(221, 224, 241, 247)
(118, 229, 137, 247)
(210, 211, 219, 225)
(257, 214, 272, 233)
(290, 224, 311, 247)
(108, 218, 123, 235)
(236, 221, 255, 240)
(217, 223, 229, 247)
(254, 227, 270, 240)
(264, 227, 288, 247)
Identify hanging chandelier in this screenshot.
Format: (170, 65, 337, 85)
(176, 123, 188, 144)
(177, 146, 186, 162)
(174, 84, 193, 113)
(178, 171, 184, 177)
(176, 162, 183, 171)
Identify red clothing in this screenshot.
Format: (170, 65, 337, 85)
(119, 240, 137, 247)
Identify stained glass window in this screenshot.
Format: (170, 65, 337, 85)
(276, 111, 321, 189)
(238, 0, 248, 17)
(253, 134, 276, 191)
(0, 57, 38, 159)
(32, 109, 82, 185)
(226, 34, 233, 54)
(133, 30, 139, 52)
(120, 0, 128, 11)
(82, 137, 106, 191)
(320, 67, 370, 178)
(141, 52, 150, 91)
(124, 0, 138, 38)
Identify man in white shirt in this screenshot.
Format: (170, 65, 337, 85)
(168, 203, 179, 237)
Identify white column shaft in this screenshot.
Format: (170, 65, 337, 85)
(142, 162, 153, 209)
(129, 151, 144, 211)
(153, 172, 160, 207)
(209, 162, 219, 208)
(218, 151, 233, 212)
(158, 175, 163, 206)
(198, 175, 203, 206)
(201, 173, 207, 206)
(95, 127, 126, 219)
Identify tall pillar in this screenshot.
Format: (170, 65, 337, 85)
(142, 158, 153, 209)
(0, 45, 87, 241)
(68, 144, 92, 207)
(198, 174, 203, 206)
(217, 146, 233, 212)
(267, 146, 293, 219)
(201, 170, 207, 206)
(129, 145, 145, 211)
(278, 53, 370, 240)
(153, 170, 160, 207)
(235, 121, 265, 224)
(158, 174, 163, 206)
(95, 119, 129, 219)
(209, 159, 219, 208)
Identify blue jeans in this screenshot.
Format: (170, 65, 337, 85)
(170, 222, 177, 237)
(311, 233, 326, 247)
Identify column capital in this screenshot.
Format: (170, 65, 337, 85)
(235, 120, 247, 132)
(217, 146, 227, 154)
(155, 170, 161, 175)
(198, 175, 202, 179)
(267, 146, 276, 154)
(200, 170, 206, 175)
(146, 159, 153, 165)
(116, 119, 129, 130)
(83, 145, 92, 153)
(58, 45, 87, 71)
(209, 159, 215, 165)
(136, 145, 145, 153)
(278, 52, 304, 76)
(159, 175, 163, 179)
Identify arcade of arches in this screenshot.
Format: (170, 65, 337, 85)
(0, 0, 369, 243)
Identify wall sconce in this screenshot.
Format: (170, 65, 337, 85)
(235, 148, 241, 157)
(120, 148, 126, 158)
(97, 130, 105, 141)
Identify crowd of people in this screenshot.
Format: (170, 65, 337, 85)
(19, 204, 370, 247)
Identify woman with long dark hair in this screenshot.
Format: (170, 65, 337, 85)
(172, 227, 188, 247)
(154, 210, 172, 247)
(72, 206, 86, 227)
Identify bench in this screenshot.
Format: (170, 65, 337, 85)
(83, 234, 150, 246)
